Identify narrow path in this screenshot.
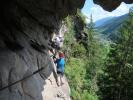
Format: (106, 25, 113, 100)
(42, 49, 71, 100)
(42, 72, 71, 100)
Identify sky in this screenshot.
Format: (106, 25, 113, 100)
(81, 0, 133, 23)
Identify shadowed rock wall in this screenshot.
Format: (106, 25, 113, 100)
(0, 0, 85, 100)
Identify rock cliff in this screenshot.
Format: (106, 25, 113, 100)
(0, 0, 85, 100)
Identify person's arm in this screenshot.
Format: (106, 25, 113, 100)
(54, 58, 57, 63)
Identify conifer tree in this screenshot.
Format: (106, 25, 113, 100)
(98, 8, 133, 100)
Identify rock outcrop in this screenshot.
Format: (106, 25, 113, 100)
(94, 0, 133, 11)
(0, 0, 85, 100)
(0, 0, 133, 100)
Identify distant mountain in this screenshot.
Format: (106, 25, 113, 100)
(95, 17, 114, 27)
(95, 14, 129, 40)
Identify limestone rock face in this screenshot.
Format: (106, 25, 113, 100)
(0, 0, 85, 100)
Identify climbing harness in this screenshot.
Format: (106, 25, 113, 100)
(0, 67, 44, 91)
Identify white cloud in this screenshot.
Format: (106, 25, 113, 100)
(112, 2, 132, 16)
(84, 4, 114, 23)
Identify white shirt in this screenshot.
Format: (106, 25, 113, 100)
(55, 37, 60, 46)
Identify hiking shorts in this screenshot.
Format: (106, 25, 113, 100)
(57, 71, 64, 76)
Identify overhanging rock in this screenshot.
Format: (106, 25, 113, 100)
(0, 0, 85, 100)
(94, 0, 133, 11)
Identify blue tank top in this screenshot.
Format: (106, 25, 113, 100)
(56, 58, 65, 72)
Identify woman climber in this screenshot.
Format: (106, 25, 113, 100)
(55, 52, 65, 86)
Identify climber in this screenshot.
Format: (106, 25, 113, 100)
(48, 49, 59, 85)
(55, 52, 65, 86)
(49, 48, 56, 60)
(59, 36, 64, 42)
(54, 36, 61, 50)
(51, 36, 63, 56)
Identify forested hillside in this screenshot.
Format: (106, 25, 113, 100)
(64, 9, 133, 100)
(96, 14, 129, 40)
(95, 17, 114, 27)
(63, 10, 110, 100)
